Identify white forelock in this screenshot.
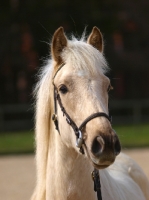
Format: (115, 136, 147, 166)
(62, 38, 109, 75)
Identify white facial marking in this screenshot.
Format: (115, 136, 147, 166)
(77, 70, 88, 77)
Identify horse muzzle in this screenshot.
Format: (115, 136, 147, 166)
(89, 129, 121, 169)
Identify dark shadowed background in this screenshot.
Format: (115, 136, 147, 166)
(0, 0, 149, 137)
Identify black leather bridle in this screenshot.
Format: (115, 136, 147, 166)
(52, 63, 111, 200)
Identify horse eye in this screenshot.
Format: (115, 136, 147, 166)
(59, 85, 68, 94)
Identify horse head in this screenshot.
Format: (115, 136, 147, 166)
(51, 27, 121, 169)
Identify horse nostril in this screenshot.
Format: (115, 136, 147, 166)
(114, 135, 121, 156)
(91, 136, 105, 156)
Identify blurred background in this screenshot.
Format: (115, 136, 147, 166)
(0, 1, 149, 199)
(1, 0, 149, 132)
(0, 0, 149, 151)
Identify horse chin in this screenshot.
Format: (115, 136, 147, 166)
(92, 161, 110, 169)
(91, 156, 114, 169)
(82, 143, 114, 169)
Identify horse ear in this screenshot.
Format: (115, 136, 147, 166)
(87, 27, 103, 53)
(51, 27, 67, 64)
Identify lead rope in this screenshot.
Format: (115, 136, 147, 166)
(92, 168, 102, 200)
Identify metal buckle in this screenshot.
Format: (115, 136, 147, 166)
(52, 113, 57, 122)
(76, 130, 83, 148)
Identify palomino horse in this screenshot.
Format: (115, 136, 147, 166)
(32, 27, 149, 200)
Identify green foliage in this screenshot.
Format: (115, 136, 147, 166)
(0, 124, 149, 154)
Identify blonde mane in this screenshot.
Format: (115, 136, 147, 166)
(62, 38, 109, 75)
(33, 59, 54, 199)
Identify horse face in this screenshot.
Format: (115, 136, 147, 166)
(52, 27, 121, 169)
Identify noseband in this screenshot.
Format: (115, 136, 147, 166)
(52, 63, 111, 154)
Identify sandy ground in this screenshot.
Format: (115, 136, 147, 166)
(0, 149, 149, 200)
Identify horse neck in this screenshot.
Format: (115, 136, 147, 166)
(46, 125, 96, 200)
